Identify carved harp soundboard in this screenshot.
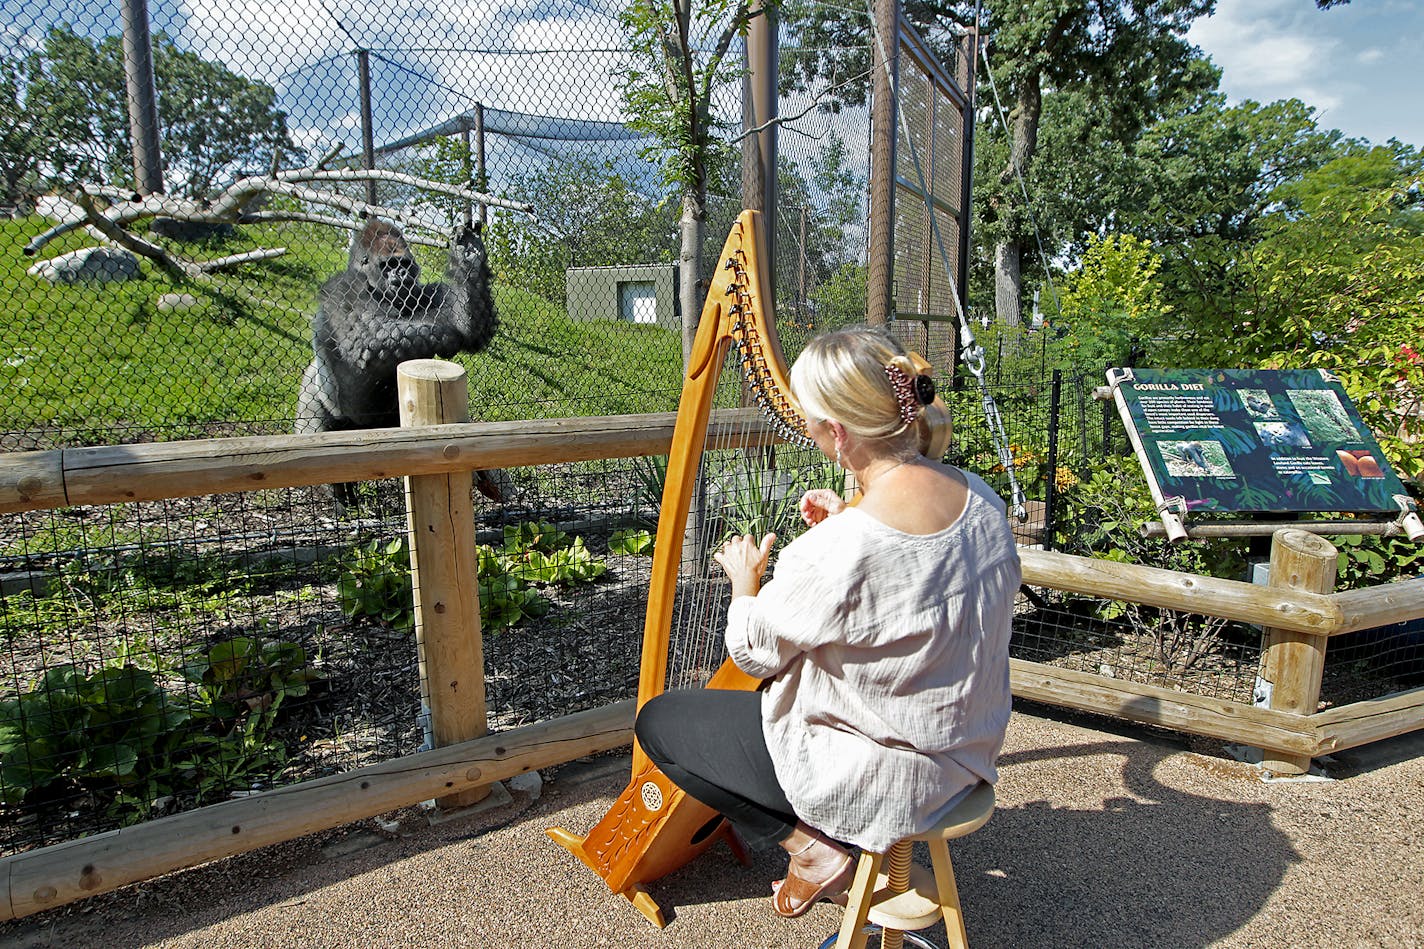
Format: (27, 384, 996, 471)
(546, 210, 949, 928)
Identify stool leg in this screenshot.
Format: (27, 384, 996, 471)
(928, 838, 968, 949)
(835, 851, 883, 949)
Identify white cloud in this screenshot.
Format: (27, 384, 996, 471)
(1190, 0, 1333, 93)
(180, 0, 345, 81)
(1191, 0, 1423, 145)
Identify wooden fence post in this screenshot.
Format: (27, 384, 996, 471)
(1258, 528, 1337, 775)
(398, 359, 489, 808)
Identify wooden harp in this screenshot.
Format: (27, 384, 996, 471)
(546, 209, 949, 927)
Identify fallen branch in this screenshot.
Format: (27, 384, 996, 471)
(194, 247, 288, 273)
(24, 163, 536, 260)
(72, 189, 195, 280)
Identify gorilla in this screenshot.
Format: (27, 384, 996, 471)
(296, 219, 501, 508)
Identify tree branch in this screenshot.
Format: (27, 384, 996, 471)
(73, 190, 196, 280)
(23, 164, 536, 264)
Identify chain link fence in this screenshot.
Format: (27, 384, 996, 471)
(0, 0, 993, 857)
(3, 0, 1415, 870)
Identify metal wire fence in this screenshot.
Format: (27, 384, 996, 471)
(0, 0, 1418, 868)
(0, 0, 982, 856)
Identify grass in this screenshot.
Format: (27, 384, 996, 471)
(0, 217, 685, 444)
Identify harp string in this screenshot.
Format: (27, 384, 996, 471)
(650, 211, 823, 696)
(665, 348, 829, 691)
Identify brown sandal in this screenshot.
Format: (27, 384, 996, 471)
(771, 852, 854, 918)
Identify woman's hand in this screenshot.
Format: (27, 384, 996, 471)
(714, 532, 776, 599)
(799, 489, 847, 526)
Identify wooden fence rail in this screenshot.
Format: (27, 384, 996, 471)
(0, 359, 1419, 920)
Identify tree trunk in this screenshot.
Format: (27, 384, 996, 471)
(678, 191, 705, 366)
(995, 240, 1022, 329)
(994, 68, 1042, 328)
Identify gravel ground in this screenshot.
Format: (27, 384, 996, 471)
(0, 704, 1420, 949)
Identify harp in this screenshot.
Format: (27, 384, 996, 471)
(546, 210, 950, 927)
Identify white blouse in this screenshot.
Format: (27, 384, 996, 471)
(724, 469, 1020, 853)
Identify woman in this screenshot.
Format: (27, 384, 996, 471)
(634, 326, 1020, 918)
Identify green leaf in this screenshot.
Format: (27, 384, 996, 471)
(85, 742, 140, 779)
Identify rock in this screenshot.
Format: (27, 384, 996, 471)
(150, 217, 234, 243)
(156, 293, 207, 313)
(508, 770, 543, 801)
(28, 247, 141, 284)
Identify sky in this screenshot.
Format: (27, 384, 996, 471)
(1188, 0, 1424, 148)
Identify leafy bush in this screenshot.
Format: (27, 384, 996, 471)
(338, 522, 613, 636)
(1334, 533, 1424, 590)
(610, 528, 654, 556)
(0, 636, 319, 820)
(337, 537, 414, 631)
(0, 663, 187, 808)
(631, 455, 669, 523)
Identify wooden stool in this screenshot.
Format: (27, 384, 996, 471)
(819, 781, 995, 949)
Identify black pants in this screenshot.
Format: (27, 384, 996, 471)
(634, 689, 799, 851)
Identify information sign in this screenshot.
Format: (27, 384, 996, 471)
(1106, 369, 1416, 533)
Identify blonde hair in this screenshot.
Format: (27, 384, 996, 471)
(790, 326, 950, 455)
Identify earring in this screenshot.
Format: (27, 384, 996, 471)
(835, 443, 843, 468)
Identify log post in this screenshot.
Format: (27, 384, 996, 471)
(1257, 528, 1338, 774)
(398, 359, 489, 808)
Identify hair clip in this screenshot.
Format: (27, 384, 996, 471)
(884, 365, 920, 425)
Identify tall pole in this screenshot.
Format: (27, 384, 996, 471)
(866, 0, 899, 326)
(356, 50, 377, 207)
(742, 2, 778, 288)
(956, 27, 979, 348)
(474, 102, 488, 228)
(120, 0, 164, 196)
(461, 126, 473, 228)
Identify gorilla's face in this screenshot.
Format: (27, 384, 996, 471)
(375, 254, 420, 297)
(352, 221, 422, 300)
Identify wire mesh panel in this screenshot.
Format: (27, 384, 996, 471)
(890, 22, 973, 328)
(0, 0, 884, 447)
(4, 0, 1418, 879)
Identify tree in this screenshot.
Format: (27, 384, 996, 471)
(4, 26, 127, 201)
(1055, 233, 1169, 370)
(151, 36, 297, 197)
(1159, 146, 1424, 484)
(4, 26, 298, 203)
(619, 0, 759, 359)
(481, 156, 675, 305)
(1114, 96, 1350, 347)
(971, 0, 1216, 328)
(778, 0, 1217, 329)
(0, 55, 43, 206)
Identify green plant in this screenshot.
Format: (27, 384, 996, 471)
(183, 636, 320, 719)
(502, 520, 570, 554)
(1334, 534, 1424, 591)
(1052, 453, 1247, 670)
(630, 455, 669, 522)
(476, 544, 550, 632)
(518, 538, 608, 585)
(0, 663, 190, 807)
(610, 528, 655, 556)
(337, 537, 414, 631)
(0, 635, 315, 820)
(716, 455, 807, 543)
